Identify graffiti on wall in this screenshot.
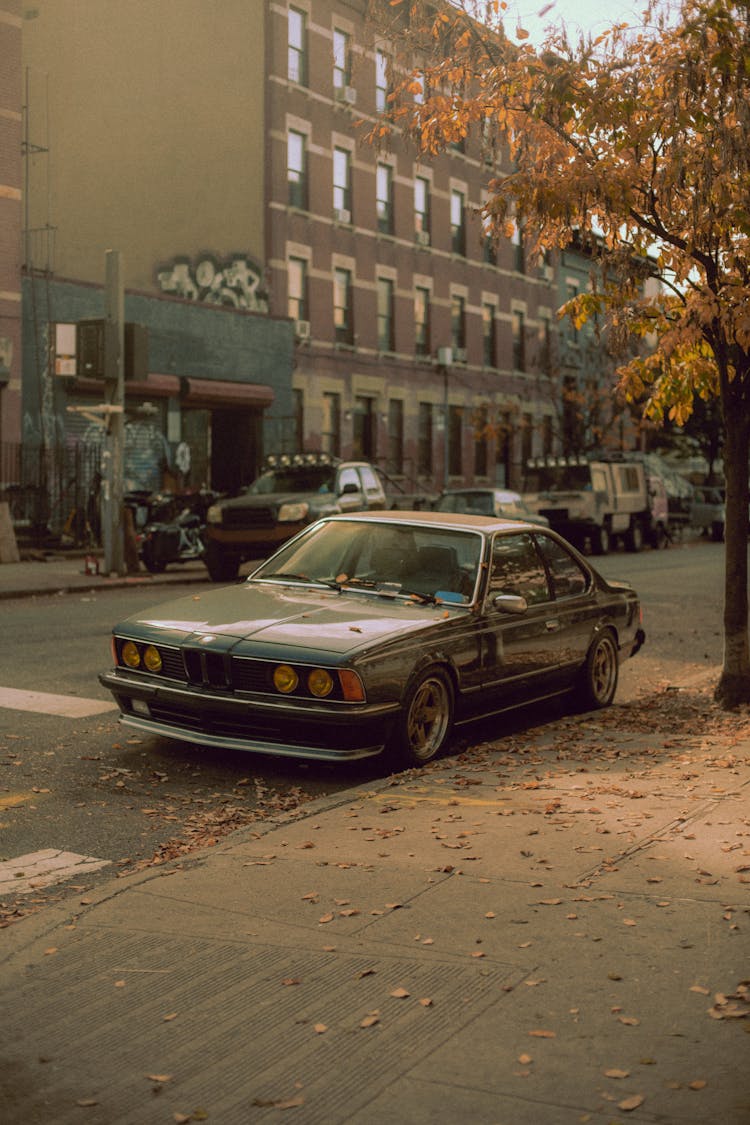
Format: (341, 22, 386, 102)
(156, 254, 269, 313)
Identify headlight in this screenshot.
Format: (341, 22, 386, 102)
(277, 501, 309, 523)
(308, 668, 334, 698)
(121, 641, 141, 668)
(273, 664, 299, 693)
(206, 504, 223, 524)
(143, 645, 163, 673)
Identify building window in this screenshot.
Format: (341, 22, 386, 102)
(474, 405, 488, 477)
(539, 315, 552, 373)
(542, 415, 553, 456)
(566, 283, 579, 342)
(377, 277, 395, 352)
(418, 402, 433, 475)
(451, 295, 466, 353)
(287, 131, 307, 209)
(512, 310, 526, 371)
(322, 392, 341, 456)
(376, 163, 393, 234)
(293, 388, 304, 450)
(288, 257, 308, 322)
(450, 190, 466, 255)
(448, 406, 463, 477)
(375, 49, 389, 113)
(333, 268, 353, 344)
(511, 219, 525, 273)
(387, 399, 404, 474)
(482, 303, 496, 366)
(482, 211, 496, 264)
(495, 412, 511, 486)
(414, 177, 430, 242)
(333, 28, 351, 92)
(288, 7, 307, 85)
(333, 148, 352, 219)
(522, 412, 533, 466)
(415, 287, 430, 357)
(353, 395, 376, 459)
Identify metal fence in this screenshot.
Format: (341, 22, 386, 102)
(0, 442, 101, 547)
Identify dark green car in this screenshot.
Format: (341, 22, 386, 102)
(100, 512, 645, 768)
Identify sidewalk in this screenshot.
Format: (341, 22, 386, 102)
(0, 553, 213, 600)
(1, 678, 748, 1123)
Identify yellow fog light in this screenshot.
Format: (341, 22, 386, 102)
(122, 641, 141, 668)
(143, 645, 163, 673)
(273, 664, 299, 693)
(308, 668, 334, 698)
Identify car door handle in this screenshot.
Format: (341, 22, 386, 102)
(545, 619, 560, 632)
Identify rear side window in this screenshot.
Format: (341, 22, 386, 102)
(535, 534, 589, 598)
(489, 533, 550, 605)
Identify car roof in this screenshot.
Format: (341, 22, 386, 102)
(325, 509, 537, 534)
(440, 487, 522, 500)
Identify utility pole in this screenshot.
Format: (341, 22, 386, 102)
(101, 250, 125, 576)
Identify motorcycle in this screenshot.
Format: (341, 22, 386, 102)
(129, 490, 217, 574)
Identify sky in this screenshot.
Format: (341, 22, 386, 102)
(503, 0, 651, 45)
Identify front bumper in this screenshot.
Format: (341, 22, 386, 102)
(99, 669, 397, 761)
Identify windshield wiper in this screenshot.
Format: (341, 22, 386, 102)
(259, 572, 341, 589)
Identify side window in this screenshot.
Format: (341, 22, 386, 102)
(337, 467, 361, 494)
(535, 534, 588, 598)
(359, 466, 383, 498)
(489, 533, 550, 605)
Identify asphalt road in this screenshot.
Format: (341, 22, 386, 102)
(0, 537, 726, 922)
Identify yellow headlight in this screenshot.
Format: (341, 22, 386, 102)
(122, 641, 141, 668)
(143, 645, 163, 673)
(273, 664, 299, 693)
(308, 668, 334, 698)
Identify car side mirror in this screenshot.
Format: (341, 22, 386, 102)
(492, 593, 528, 614)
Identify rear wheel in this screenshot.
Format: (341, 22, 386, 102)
(141, 543, 166, 574)
(576, 630, 619, 710)
(388, 667, 454, 767)
(204, 542, 240, 582)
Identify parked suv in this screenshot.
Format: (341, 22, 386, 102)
(203, 454, 387, 580)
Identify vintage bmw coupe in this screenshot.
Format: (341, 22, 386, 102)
(100, 512, 645, 767)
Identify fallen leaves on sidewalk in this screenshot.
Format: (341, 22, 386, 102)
(708, 982, 750, 1020)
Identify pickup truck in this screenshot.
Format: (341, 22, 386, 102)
(203, 454, 386, 580)
(522, 455, 668, 554)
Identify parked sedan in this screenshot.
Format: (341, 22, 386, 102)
(100, 512, 644, 768)
(434, 487, 550, 527)
(690, 485, 725, 541)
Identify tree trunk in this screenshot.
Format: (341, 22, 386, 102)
(714, 372, 750, 707)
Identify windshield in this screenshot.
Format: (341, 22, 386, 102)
(524, 465, 592, 492)
(248, 466, 337, 495)
(252, 519, 483, 604)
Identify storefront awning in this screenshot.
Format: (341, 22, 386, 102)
(69, 373, 274, 409)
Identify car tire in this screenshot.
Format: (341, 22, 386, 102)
(389, 667, 454, 767)
(204, 543, 240, 582)
(591, 525, 610, 555)
(141, 545, 166, 574)
(576, 630, 619, 710)
(624, 520, 643, 553)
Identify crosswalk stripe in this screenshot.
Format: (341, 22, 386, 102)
(0, 686, 117, 718)
(0, 849, 111, 895)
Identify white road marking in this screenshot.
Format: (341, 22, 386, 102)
(0, 686, 117, 718)
(0, 848, 111, 895)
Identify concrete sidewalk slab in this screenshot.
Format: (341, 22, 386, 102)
(1, 722, 748, 1123)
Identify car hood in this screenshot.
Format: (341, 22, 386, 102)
(117, 581, 461, 656)
(217, 490, 320, 510)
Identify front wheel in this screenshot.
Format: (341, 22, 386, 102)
(576, 631, 619, 710)
(624, 520, 643, 553)
(204, 542, 240, 582)
(388, 667, 454, 767)
(590, 525, 610, 556)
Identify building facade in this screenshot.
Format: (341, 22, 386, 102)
(0, 1, 22, 448)
(266, 0, 558, 492)
(5, 0, 624, 542)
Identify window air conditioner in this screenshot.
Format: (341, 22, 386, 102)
(334, 208, 351, 224)
(454, 348, 468, 363)
(295, 320, 311, 340)
(416, 230, 431, 247)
